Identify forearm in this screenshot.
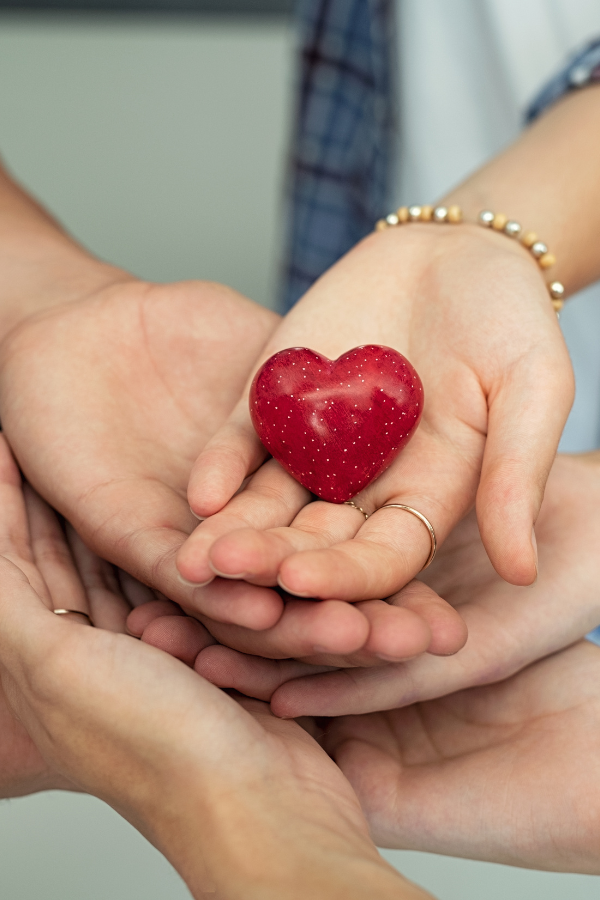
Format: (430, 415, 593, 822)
(0, 161, 129, 340)
(442, 84, 600, 295)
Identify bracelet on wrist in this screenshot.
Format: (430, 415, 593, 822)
(375, 205, 565, 314)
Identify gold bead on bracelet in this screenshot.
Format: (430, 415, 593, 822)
(373, 204, 565, 315)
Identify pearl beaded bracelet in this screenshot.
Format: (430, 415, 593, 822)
(375, 205, 565, 314)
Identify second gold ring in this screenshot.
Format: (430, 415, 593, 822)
(374, 503, 437, 570)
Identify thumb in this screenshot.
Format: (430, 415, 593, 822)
(187, 400, 267, 518)
(0, 557, 61, 678)
(477, 351, 574, 584)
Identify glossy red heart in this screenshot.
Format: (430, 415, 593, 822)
(249, 345, 423, 503)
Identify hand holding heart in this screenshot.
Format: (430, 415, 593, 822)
(177, 223, 572, 632)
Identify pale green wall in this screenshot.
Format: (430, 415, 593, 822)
(0, 14, 292, 309)
(0, 14, 599, 899)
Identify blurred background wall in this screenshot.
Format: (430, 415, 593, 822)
(0, 9, 599, 899)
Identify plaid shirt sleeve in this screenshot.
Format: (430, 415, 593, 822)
(280, 0, 396, 311)
(527, 37, 600, 122)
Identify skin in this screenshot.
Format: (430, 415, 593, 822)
(137, 452, 600, 723)
(0, 438, 432, 900)
(176, 86, 600, 621)
(324, 640, 600, 874)
(0, 162, 463, 664)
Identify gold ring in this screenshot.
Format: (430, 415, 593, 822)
(343, 500, 369, 520)
(376, 504, 437, 570)
(53, 609, 94, 626)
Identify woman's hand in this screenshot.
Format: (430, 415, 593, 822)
(177, 87, 600, 633)
(324, 639, 600, 874)
(0, 452, 433, 899)
(177, 222, 571, 621)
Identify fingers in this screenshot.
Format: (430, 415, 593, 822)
(125, 595, 216, 667)
(194, 647, 327, 701)
(24, 486, 88, 616)
(66, 526, 132, 633)
(69, 476, 202, 607)
(187, 406, 267, 518)
(205, 501, 365, 588)
(183, 578, 285, 631)
(477, 350, 574, 585)
(267, 588, 506, 718)
(142, 616, 216, 667)
(127, 599, 185, 637)
(198, 599, 370, 660)
(390, 579, 468, 657)
(0, 557, 66, 673)
(195, 583, 466, 707)
(117, 569, 159, 608)
(177, 459, 309, 586)
(132, 577, 464, 697)
(277, 427, 479, 601)
(0, 434, 38, 574)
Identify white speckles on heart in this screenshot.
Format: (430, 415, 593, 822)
(249, 345, 423, 502)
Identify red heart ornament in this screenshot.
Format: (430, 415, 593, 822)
(249, 345, 423, 503)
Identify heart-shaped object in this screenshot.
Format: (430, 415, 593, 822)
(249, 345, 423, 503)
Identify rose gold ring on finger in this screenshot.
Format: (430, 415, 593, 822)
(53, 609, 94, 626)
(343, 500, 370, 520)
(375, 504, 437, 570)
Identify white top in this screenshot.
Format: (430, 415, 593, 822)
(394, 0, 600, 451)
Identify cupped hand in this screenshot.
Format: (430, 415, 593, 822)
(177, 223, 572, 618)
(0, 483, 432, 898)
(0, 433, 143, 797)
(152, 452, 600, 717)
(325, 639, 600, 874)
(0, 279, 278, 609)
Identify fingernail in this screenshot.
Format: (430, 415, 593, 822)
(177, 573, 214, 588)
(277, 575, 312, 598)
(189, 507, 205, 522)
(208, 562, 247, 580)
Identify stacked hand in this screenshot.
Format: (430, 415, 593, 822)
(0, 435, 430, 900)
(138, 448, 600, 875)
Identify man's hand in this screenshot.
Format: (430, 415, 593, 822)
(325, 640, 600, 874)
(0, 462, 433, 899)
(0, 433, 135, 797)
(0, 279, 280, 614)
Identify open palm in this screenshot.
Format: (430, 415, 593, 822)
(325, 639, 600, 873)
(0, 279, 279, 617)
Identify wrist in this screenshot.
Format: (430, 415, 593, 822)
(437, 85, 600, 295)
(0, 236, 132, 343)
(366, 219, 552, 311)
(0, 164, 133, 342)
(150, 774, 410, 900)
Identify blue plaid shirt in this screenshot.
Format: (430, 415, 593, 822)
(284, 2, 600, 311)
(282, 0, 396, 311)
